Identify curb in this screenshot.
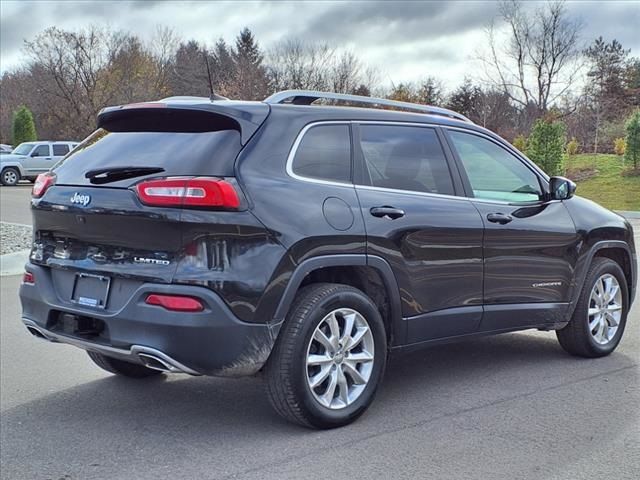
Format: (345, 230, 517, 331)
(0, 249, 30, 276)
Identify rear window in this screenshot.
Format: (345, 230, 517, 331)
(53, 128, 242, 185)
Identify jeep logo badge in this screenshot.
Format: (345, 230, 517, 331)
(70, 192, 91, 207)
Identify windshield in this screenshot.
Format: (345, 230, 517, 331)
(12, 143, 35, 155)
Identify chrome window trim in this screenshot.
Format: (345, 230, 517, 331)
(285, 121, 355, 188)
(355, 184, 470, 203)
(285, 120, 551, 207)
(285, 120, 457, 196)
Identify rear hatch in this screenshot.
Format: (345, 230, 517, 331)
(30, 102, 269, 290)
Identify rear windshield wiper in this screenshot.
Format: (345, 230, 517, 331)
(85, 166, 165, 185)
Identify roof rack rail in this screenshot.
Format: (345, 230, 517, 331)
(264, 90, 471, 123)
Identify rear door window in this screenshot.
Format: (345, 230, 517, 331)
(291, 124, 351, 183)
(358, 125, 454, 195)
(52, 144, 70, 156)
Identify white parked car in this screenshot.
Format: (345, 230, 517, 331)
(0, 141, 79, 186)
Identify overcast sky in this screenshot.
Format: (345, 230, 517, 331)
(1, 0, 639, 89)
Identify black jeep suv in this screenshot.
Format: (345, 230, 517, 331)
(19, 90, 636, 428)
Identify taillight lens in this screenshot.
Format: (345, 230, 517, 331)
(135, 177, 240, 209)
(32, 173, 56, 198)
(145, 294, 204, 312)
(22, 272, 35, 284)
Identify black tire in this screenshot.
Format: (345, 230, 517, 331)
(87, 351, 164, 378)
(556, 257, 629, 358)
(1, 167, 20, 186)
(265, 283, 387, 429)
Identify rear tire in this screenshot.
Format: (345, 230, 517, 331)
(1, 167, 20, 186)
(265, 283, 387, 429)
(556, 257, 629, 358)
(87, 351, 164, 378)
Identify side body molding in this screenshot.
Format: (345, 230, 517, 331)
(273, 254, 405, 345)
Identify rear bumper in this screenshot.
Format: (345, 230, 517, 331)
(19, 264, 281, 377)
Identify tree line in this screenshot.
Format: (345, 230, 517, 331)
(1, 0, 639, 156)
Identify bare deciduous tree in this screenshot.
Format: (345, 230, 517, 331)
(479, 0, 583, 113)
(22, 26, 175, 138)
(266, 39, 373, 95)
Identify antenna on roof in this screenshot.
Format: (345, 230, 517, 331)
(202, 51, 229, 101)
(203, 51, 216, 102)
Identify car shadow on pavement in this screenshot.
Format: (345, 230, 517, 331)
(2, 330, 634, 433)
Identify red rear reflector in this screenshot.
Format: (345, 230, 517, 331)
(145, 294, 204, 312)
(32, 173, 56, 198)
(135, 177, 240, 209)
(22, 272, 35, 284)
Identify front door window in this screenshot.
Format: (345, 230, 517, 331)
(448, 131, 542, 202)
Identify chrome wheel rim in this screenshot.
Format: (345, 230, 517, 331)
(306, 308, 375, 410)
(3, 170, 17, 184)
(588, 274, 622, 345)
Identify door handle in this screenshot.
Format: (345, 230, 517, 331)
(487, 213, 513, 225)
(370, 206, 405, 220)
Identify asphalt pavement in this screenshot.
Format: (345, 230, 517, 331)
(0, 184, 32, 225)
(1, 272, 639, 479)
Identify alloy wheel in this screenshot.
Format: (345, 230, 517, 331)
(3, 170, 18, 185)
(588, 273, 622, 345)
(305, 308, 375, 409)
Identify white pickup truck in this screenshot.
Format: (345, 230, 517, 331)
(1, 141, 79, 186)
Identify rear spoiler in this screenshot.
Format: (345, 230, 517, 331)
(98, 100, 270, 145)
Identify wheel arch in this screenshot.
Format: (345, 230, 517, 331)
(1, 162, 24, 177)
(273, 255, 404, 346)
(568, 241, 636, 319)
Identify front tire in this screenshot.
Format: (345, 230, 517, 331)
(1, 167, 20, 186)
(265, 283, 387, 429)
(556, 257, 629, 358)
(87, 351, 164, 378)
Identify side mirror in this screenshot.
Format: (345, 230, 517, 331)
(549, 176, 576, 200)
(30, 151, 38, 157)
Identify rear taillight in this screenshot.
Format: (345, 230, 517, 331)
(22, 272, 35, 284)
(134, 177, 240, 209)
(32, 173, 56, 198)
(145, 294, 204, 312)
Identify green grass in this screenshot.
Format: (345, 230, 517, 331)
(564, 154, 640, 211)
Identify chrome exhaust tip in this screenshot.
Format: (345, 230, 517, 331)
(22, 318, 200, 376)
(137, 352, 178, 373)
(132, 346, 199, 375)
(26, 325, 48, 340)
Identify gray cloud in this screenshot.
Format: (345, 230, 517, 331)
(299, 1, 497, 43)
(1, 0, 639, 87)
